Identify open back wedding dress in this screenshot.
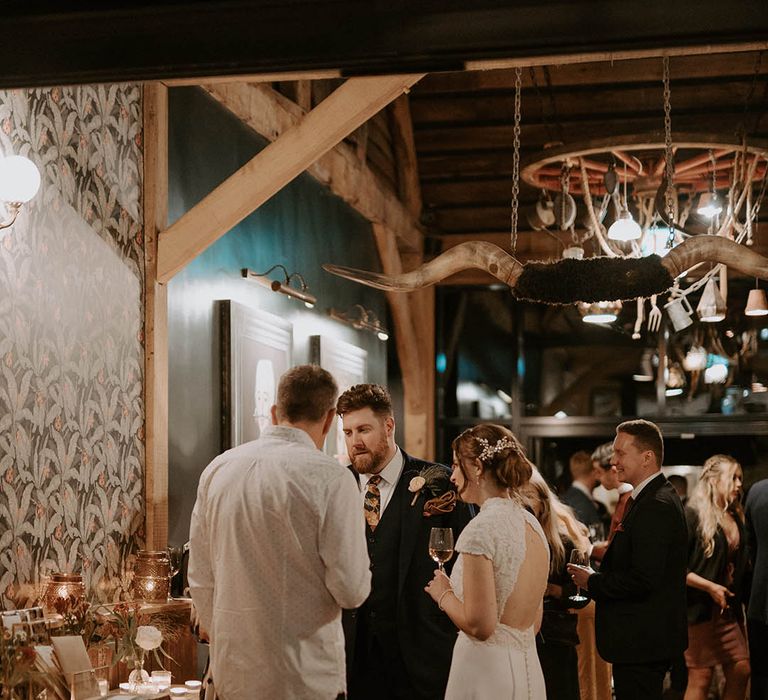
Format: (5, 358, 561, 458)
(445, 497, 549, 699)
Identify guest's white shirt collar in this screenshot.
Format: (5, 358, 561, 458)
(572, 480, 594, 500)
(361, 447, 404, 516)
(631, 470, 662, 500)
(364, 446, 403, 488)
(617, 482, 634, 495)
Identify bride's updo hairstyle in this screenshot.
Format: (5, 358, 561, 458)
(452, 423, 534, 493)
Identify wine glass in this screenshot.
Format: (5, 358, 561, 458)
(588, 523, 605, 543)
(168, 546, 183, 579)
(429, 527, 454, 572)
(568, 549, 590, 604)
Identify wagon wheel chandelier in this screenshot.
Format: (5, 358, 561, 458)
(324, 57, 768, 331)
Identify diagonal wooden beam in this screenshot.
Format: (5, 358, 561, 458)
(201, 81, 425, 254)
(157, 73, 423, 282)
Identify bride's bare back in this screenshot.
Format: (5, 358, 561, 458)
(500, 520, 549, 630)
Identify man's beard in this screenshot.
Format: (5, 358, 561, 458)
(350, 435, 390, 475)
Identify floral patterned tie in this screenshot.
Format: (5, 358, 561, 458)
(364, 475, 383, 531)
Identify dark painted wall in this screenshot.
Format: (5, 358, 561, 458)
(167, 87, 387, 546)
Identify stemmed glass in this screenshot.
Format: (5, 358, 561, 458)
(429, 528, 454, 572)
(588, 523, 605, 543)
(168, 546, 183, 580)
(568, 549, 590, 604)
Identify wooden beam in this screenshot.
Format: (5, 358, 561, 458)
(142, 82, 169, 549)
(162, 70, 341, 88)
(372, 224, 435, 459)
(201, 81, 425, 254)
(157, 74, 424, 282)
(389, 95, 423, 219)
(295, 80, 313, 112)
(464, 41, 768, 72)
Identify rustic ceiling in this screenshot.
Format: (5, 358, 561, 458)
(407, 50, 768, 282)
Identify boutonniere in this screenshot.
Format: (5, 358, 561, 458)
(407, 465, 458, 516)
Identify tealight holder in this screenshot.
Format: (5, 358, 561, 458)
(42, 573, 85, 615)
(131, 551, 170, 602)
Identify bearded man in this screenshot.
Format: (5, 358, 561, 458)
(337, 384, 473, 700)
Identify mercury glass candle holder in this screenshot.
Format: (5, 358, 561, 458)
(132, 550, 171, 602)
(42, 573, 85, 614)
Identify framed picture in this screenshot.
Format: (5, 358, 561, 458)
(310, 335, 367, 464)
(220, 300, 293, 450)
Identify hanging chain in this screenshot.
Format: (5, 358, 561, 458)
(560, 163, 571, 233)
(510, 67, 522, 252)
(662, 56, 676, 249)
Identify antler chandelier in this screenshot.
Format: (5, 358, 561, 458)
(323, 58, 768, 328)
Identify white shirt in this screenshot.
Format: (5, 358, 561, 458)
(188, 426, 371, 700)
(632, 470, 663, 500)
(359, 447, 404, 516)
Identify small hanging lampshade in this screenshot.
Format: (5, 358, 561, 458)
(607, 209, 642, 241)
(578, 300, 622, 324)
(697, 278, 726, 322)
(745, 288, 768, 317)
(42, 573, 85, 614)
(696, 191, 722, 219)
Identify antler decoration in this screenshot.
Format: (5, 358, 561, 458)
(323, 236, 768, 305)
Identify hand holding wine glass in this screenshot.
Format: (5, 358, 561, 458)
(429, 527, 454, 572)
(567, 549, 590, 604)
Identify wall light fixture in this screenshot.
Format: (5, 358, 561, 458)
(242, 265, 316, 308)
(328, 304, 389, 341)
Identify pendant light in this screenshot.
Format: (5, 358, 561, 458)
(607, 162, 642, 241)
(697, 277, 726, 322)
(745, 280, 768, 317)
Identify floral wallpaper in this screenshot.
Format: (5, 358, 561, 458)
(0, 85, 145, 609)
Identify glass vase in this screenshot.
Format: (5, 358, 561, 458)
(127, 654, 153, 694)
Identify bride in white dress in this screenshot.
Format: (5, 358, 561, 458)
(425, 424, 550, 699)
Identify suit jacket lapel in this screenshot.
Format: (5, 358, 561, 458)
(398, 451, 423, 595)
(604, 472, 666, 561)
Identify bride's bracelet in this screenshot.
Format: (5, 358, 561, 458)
(438, 589, 454, 611)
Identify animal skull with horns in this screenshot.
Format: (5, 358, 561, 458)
(323, 236, 768, 304)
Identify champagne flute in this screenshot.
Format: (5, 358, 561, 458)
(429, 527, 454, 572)
(568, 549, 590, 604)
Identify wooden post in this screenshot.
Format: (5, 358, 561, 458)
(143, 82, 169, 549)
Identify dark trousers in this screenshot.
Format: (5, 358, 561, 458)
(613, 660, 670, 700)
(349, 628, 414, 700)
(748, 617, 768, 700)
(536, 640, 580, 700)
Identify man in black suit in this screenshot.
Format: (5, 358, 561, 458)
(337, 384, 473, 700)
(746, 478, 768, 699)
(568, 419, 688, 700)
(562, 449, 605, 529)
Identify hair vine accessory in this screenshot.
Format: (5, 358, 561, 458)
(477, 436, 515, 463)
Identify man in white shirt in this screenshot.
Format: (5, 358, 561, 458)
(188, 365, 371, 700)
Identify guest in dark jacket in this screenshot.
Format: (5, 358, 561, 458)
(746, 477, 768, 700)
(684, 454, 750, 700)
(562, 450, 605, 527)
(524, 470, 590, 700)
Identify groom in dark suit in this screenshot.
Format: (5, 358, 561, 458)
(337, 384, 473, 700)
(568, 419, 688, 700)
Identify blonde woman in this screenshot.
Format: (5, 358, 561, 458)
(523, 470, 590, 700)
(684, 455, 750, 700)
(424, 424, 549, 699)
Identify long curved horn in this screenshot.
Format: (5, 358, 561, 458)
(324, 234, 768, 303)
(323, 241, 523, 290)
(662, 235, 768, 279)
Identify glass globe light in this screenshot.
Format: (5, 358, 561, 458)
(0, 155, 41, 203)
(607, 209, 642, 241)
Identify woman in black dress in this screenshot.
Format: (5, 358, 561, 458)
(524, 470, 590, 700)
